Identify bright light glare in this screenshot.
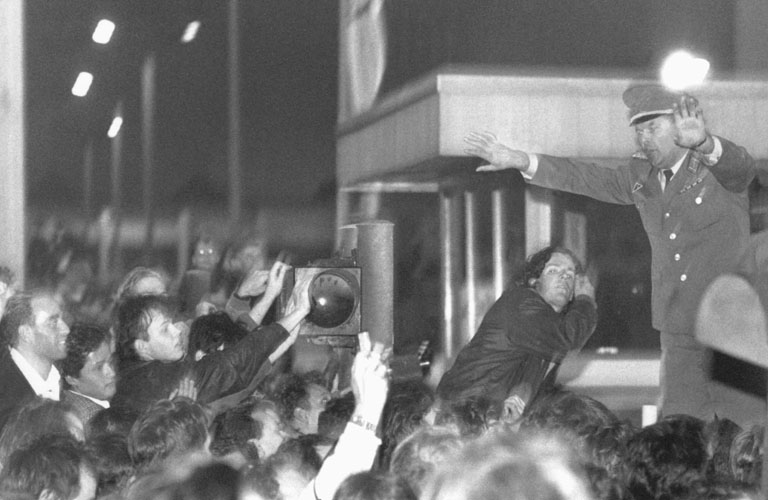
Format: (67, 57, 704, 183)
(660, 50, 710, 91)
(71, 72, 93, 97)
(107, 116, 123, 138)
(181, 21, 201, 43)
(92, 19, 115, 44)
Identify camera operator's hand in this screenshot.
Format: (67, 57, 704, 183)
(246, 260, 291, 326)
(275, 271, 312, 334)
(238, 268, 269, 298)
(264, 261, 289, 301)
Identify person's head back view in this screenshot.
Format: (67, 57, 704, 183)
(0, 433, 96, 500)
(420, 430, 593, 500)
(333, 471, 416, 500)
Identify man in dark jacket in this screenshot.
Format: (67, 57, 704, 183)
(437, 246, 597, 418)
(111, 276, 310, 413)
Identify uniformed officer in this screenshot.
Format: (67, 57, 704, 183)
(464, 83, 756, 421)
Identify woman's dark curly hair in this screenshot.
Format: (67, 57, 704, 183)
(517, 246, 583, 288)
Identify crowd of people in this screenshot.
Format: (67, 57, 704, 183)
(0, 81, 764, 500)
(0, 239, 763, 500)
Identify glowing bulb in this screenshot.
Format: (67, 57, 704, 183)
(71, 72, 93, 97)
(181, 21, 201, 43)
(92, 19, 115, 44)
(660, 50, 710, 91)
(107, 116, 123, 138)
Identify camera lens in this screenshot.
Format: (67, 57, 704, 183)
(307, 270, 359, 328)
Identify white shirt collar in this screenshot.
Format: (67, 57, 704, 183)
(9, 347, 61, 401)
(669, 151, 688, 175)
(69, 391, 110, 409)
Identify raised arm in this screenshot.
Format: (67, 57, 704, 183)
(301, 332, 389, 500)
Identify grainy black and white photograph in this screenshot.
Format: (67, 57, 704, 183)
(1, 1, 767, 498)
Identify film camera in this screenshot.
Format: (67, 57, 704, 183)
(279, 258, 361, 340)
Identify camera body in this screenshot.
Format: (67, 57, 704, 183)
(279, 259, 361, 342)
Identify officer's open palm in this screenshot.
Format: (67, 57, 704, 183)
(465, 131, 530, 172)
(673, 95, 708, 149)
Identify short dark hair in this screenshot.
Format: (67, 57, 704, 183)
(85, 432, 135, 497)
(520, 389, 619, 434)
(58, 323, 112, 383)
(623, 415, 707, 499)
(128, 398, 210, 471)
(209, 403, 261, 461)
(188, 311, 248, 356)
(0, 293, 35, 348)
(115, 295, 175, 361)
(89, 405, 141, 439)
(519, 246, 583, 289)
(0, 433, 92, 500)
(269, 372, 326, 421)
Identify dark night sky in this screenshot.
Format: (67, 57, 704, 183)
(25, 1, 340, 214)
(25, 0, 736, 217)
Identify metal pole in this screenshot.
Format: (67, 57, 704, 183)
(491, 189, 508, 299)
(83, 138, 94, 222)
(141, 53, 156, 261)
(464, 191, 477, 340)
(110, 101, 123, 277)
(440, 191, 463, 361)
(356, 221, 394, 349)
(228, 0, 242, 230)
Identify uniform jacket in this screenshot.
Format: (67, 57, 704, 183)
(531, 137, 755, 334)
(0, 348, 39, 432)
(437, 287, 597, 404)
(112, 322, 288, 413)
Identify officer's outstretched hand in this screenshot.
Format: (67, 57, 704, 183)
(465, 131, 530, 172)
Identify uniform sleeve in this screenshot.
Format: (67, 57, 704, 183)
(532, 155, 637, 205)
(705, 136, 756, 193)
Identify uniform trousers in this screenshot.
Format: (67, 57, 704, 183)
(659, 331, 715, 419)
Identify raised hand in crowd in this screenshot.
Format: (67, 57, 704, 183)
(351, 331, 391, 427)
(169, 376, 199, 401)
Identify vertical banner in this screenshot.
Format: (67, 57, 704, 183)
(338, 0, 387, 123)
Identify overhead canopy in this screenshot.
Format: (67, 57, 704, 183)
(337, 65, 768, 189)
